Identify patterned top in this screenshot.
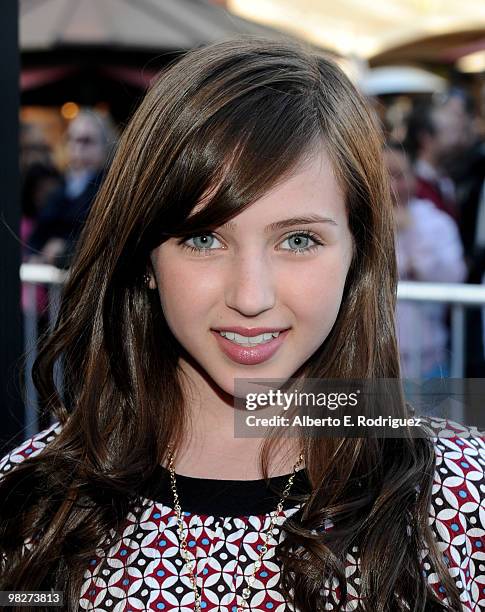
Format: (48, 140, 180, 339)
(1, 420, 484, 612)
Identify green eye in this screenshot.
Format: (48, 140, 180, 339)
(191, 235, 216, 249)
(285, 234, 311, 249)
(182, 233, 223, 255)
(279, 231, 324, 254)
(179, 230, 324, 256)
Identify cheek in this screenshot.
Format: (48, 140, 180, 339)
(152, 253, 218, 333)
(282, 251, 350, 333)
(93, 146, 105, 162)
(396, 177, 407, 193)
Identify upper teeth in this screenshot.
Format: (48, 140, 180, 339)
(219, 331, 280, 345)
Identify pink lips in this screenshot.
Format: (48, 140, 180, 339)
(211, 329, 290, 365)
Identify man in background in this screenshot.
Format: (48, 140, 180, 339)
(27, 109, 117, 268)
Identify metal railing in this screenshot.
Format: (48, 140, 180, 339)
(397, 281, 485, 380)
(21, 264, 66, 438)
(20, 264, 485, 436)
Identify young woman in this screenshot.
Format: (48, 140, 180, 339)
(1, 38, 484, 612)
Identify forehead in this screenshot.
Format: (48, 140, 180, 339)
(68, 115, 101, 137)
(384, 148, 409, 170)
(194, 147, 347, 229)
(234, 149, 346, 223)
(433, 107, 461, 130)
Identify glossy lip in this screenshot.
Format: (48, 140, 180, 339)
(211, 328, 290, 365)
(211, 326, 290, 337)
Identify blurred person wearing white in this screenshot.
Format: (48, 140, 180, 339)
(403, 103, 461, 221)
(384, 142, 467, 378)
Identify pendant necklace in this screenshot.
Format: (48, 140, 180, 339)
(167, 447, 304, 611)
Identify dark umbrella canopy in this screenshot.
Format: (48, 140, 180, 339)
(20, 0, 291, 120)
(20, 0, 284, 51)
(369, 28, 485, 67)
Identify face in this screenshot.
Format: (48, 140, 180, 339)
(383, 148, 415, 208)
(432, 107, 468, 161)
(20, 124, 51, 169)
(441, 98, 475, 151)
(150, 149, 354, 397)
(66, 115, 106, 172)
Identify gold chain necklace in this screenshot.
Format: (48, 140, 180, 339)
(167, 447, 304, 612)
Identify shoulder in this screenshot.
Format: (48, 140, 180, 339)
(423, 418, 485, 607)
(424, 417, 485, 493)
(409, 198, 458, 229)
(0, 421, 62, 478)
(431, 420, 485, 512)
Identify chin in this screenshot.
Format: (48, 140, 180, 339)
(216, 362, 298, 398)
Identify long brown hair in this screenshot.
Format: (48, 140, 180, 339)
(0, 37, 461, 611)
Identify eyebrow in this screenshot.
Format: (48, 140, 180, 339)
(220, 215, 338, 233)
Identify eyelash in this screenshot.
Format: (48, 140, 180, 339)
(178, 230, 325, 256)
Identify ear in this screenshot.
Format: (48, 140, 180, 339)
(146, 258, 158, 290)
(420, 131, 434, 152)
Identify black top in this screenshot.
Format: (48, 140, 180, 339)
(27, 169, 104, 267)
(142, 464, 312, 517)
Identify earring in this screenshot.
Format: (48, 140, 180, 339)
(143, 272, 151, 288)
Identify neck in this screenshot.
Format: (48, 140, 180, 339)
(417, 150, 437, 170)
(170, 358, 303, 480)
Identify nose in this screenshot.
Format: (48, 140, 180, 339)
(224, 251, 276, 317)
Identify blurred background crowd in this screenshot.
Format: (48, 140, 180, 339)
(9, 0, 485, 438)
